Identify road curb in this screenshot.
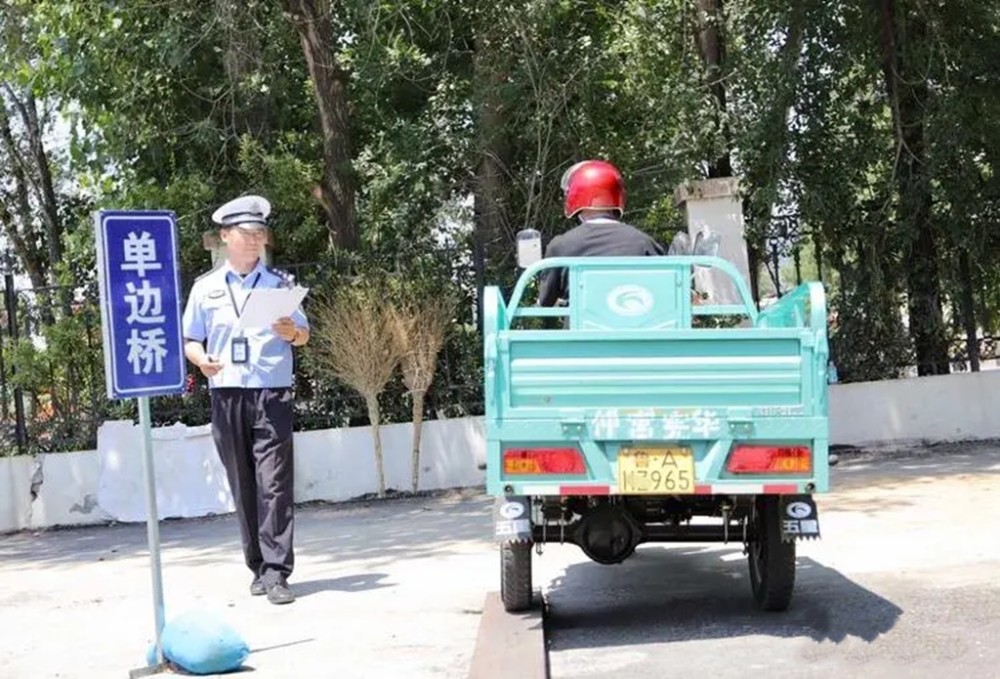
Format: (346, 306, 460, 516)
(468, 591, 547, 679)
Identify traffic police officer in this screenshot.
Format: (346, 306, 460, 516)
(538, 159, 665, 307)
(181, 195, 309, 605)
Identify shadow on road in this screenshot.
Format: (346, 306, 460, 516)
(545, 544, 902, 649)
(294, 572, 394, 597)
(0, 493, 493, 570)
(831, 446, 1000, 490)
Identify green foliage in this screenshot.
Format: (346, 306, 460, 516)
(6, 0, 1000, 454)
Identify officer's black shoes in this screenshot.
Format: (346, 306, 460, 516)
(250, 577, 266, 596)
(266, 578, 295, 605)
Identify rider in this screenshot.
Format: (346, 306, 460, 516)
(538, 159, 664, 307)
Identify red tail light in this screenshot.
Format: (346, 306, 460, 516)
(503, 448, 586, 475)
(726, 445, 812, 474)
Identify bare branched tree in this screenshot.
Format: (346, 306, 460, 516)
(392, 295, 455, 493)
(309, 283, 401, 498)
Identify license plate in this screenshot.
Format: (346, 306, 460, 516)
(617, 447, 695, 494)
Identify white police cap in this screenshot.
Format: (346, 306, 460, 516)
(211, 195, 271, 228)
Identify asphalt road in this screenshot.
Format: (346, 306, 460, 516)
(0, 488, 498, 679)
(541, 445, 1000, 678)
(0, 444, 997, 678)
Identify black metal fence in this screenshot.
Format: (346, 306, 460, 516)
(0, 261, 484, 456)
(2, 246, 995, 455)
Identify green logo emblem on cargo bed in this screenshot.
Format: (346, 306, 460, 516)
(606, 285, 654, 316)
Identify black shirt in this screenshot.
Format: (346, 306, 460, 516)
(537, 218, 665, 306)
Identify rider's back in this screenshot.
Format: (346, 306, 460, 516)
(538, 217, 664, 306)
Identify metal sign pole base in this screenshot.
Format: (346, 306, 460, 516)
(128, 662, 172, 678)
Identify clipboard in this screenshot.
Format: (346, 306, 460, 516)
(233, 286, 309, 332)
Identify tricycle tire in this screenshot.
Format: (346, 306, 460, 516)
(500, 541, 533, 612)
(747, 495, 796, 611)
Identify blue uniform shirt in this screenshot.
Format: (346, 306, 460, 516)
(182, 260, 308, 389)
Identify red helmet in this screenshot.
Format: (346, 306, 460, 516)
(561, 160, 626, 218)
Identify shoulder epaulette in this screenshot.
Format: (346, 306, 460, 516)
(267, 266, 295, 288)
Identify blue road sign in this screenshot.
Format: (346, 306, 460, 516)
(95, 210, 185, 399)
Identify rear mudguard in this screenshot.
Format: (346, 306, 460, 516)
(778, 494, 821, 541)
(493, 496, 532, 544)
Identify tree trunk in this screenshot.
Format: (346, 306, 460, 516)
(0, 204, 45, 291)
(0, 101, 48, 290)
(283, 0, 358, 250)
(472, 31, 512, 332)
(410, 390, 426, 494)
(814, 230, 824, 286)
(877, 0, 949, 375)
(747, 246, 760, 306)
(693, 0, 732, 178)
(958, 250, 980, 372)
(366, 398, 386, 498)
(15, 92, 62, 280)
(20, 92, 70, 318)
(974, 257, 991, 340)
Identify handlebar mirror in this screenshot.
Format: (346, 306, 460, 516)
(693, 230, 721, 257)
(516, 229, 542, 268)
(669, 230, 722, 257)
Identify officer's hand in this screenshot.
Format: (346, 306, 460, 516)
(199, 356, 224, 378)
(272, 317, 296, 342)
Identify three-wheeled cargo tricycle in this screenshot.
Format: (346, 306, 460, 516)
(484, 248, 830, 612)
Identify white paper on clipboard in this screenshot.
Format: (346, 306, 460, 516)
(233, 286, 309, 332)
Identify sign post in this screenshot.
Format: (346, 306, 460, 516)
(95, 210, 186, 666)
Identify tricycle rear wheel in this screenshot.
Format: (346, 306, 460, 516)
(747, 496, 796, 611)
(500, 541, 533, 612)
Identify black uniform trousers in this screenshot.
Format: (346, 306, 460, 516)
(210, 387, 295, 585)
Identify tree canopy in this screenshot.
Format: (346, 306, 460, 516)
(3, 0, 1000, 451)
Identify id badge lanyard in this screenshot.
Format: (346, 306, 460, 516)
(226, 273, 261, 364)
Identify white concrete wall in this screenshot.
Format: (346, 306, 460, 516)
(829, 370, 1000, 447)
(294, 417, 486, 503)
(95, 420, 235, 523)
(0, 456, 33, 532)
(0, 416, 486, 534)
(2, 370, 998, 533)
(31, 450, 112, 529)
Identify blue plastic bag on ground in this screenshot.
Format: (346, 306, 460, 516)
(146, 609, 250, 675)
